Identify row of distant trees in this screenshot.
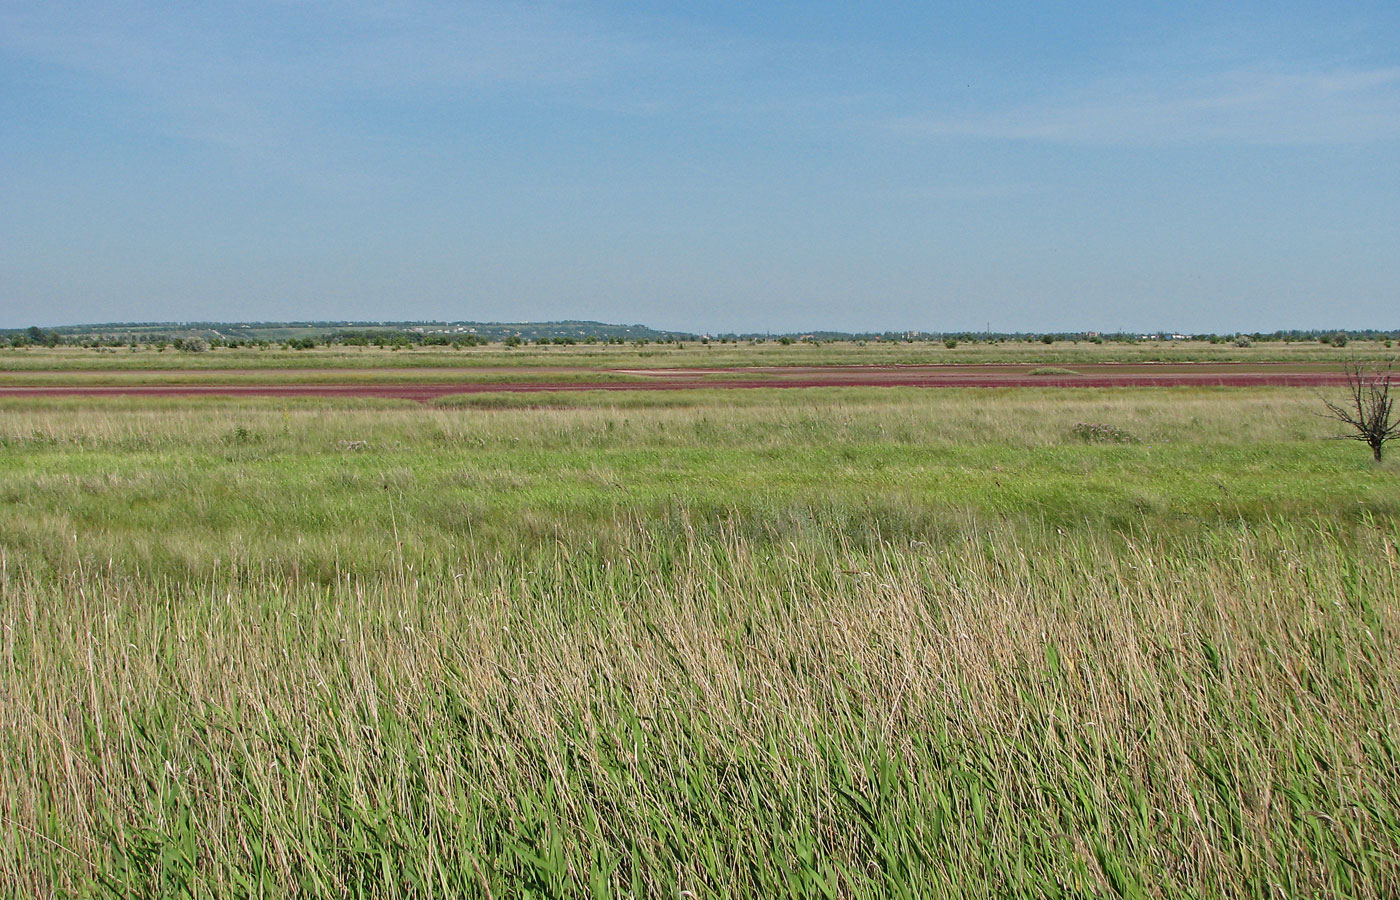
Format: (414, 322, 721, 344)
(2, 325, 1395, 350)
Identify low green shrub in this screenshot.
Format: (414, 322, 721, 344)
(1071, 422, 1140, 443)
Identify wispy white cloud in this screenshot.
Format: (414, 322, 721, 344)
(6, 3, 1399, 185)
(0, 1, 731, 187)
(891, 66, 1400, 146)
(0, 1, 661, 96)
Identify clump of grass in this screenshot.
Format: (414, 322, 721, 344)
(227, 424, 258, 444)
(1072, 421, 1140, 443)
(1028, 366, 1082, 376)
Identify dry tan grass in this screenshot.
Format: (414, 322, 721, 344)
(0, 390, 1396, 895)
(3, 519, 1397, 896)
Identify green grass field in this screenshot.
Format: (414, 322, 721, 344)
(2, 383, 1397, 896)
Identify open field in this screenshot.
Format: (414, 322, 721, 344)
(1, 339, 1396, 373)
(0, 361, 1370, 400)
(2, 383, 1398, 896)
(2, 342, 1388, 402)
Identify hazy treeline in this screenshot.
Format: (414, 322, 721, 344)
(4, 321, 1396, 350)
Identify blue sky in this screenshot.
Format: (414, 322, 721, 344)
(2, 1, 1397, 332)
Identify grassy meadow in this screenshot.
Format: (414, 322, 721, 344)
(1, 385, 1398, 896)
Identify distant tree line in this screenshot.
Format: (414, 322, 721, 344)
(3, 323, 1396, 350)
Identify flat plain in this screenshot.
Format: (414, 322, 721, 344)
(0, 341, 1387, 399)
(1, 342, 1397, 897)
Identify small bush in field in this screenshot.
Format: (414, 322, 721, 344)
(1072, 422, 1139, 443)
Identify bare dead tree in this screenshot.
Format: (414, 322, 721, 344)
(1324, 359, 1398, 462)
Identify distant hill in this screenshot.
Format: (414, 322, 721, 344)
(31, 320, 699, 344)
(7, 321, 1396, 347)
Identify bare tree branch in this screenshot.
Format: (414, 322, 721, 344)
(1323, 359, 1398, 462)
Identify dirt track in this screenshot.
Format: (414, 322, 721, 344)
(0, 363, 1355, 400)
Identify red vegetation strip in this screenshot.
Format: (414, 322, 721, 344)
(0, 369, 1354, 400)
